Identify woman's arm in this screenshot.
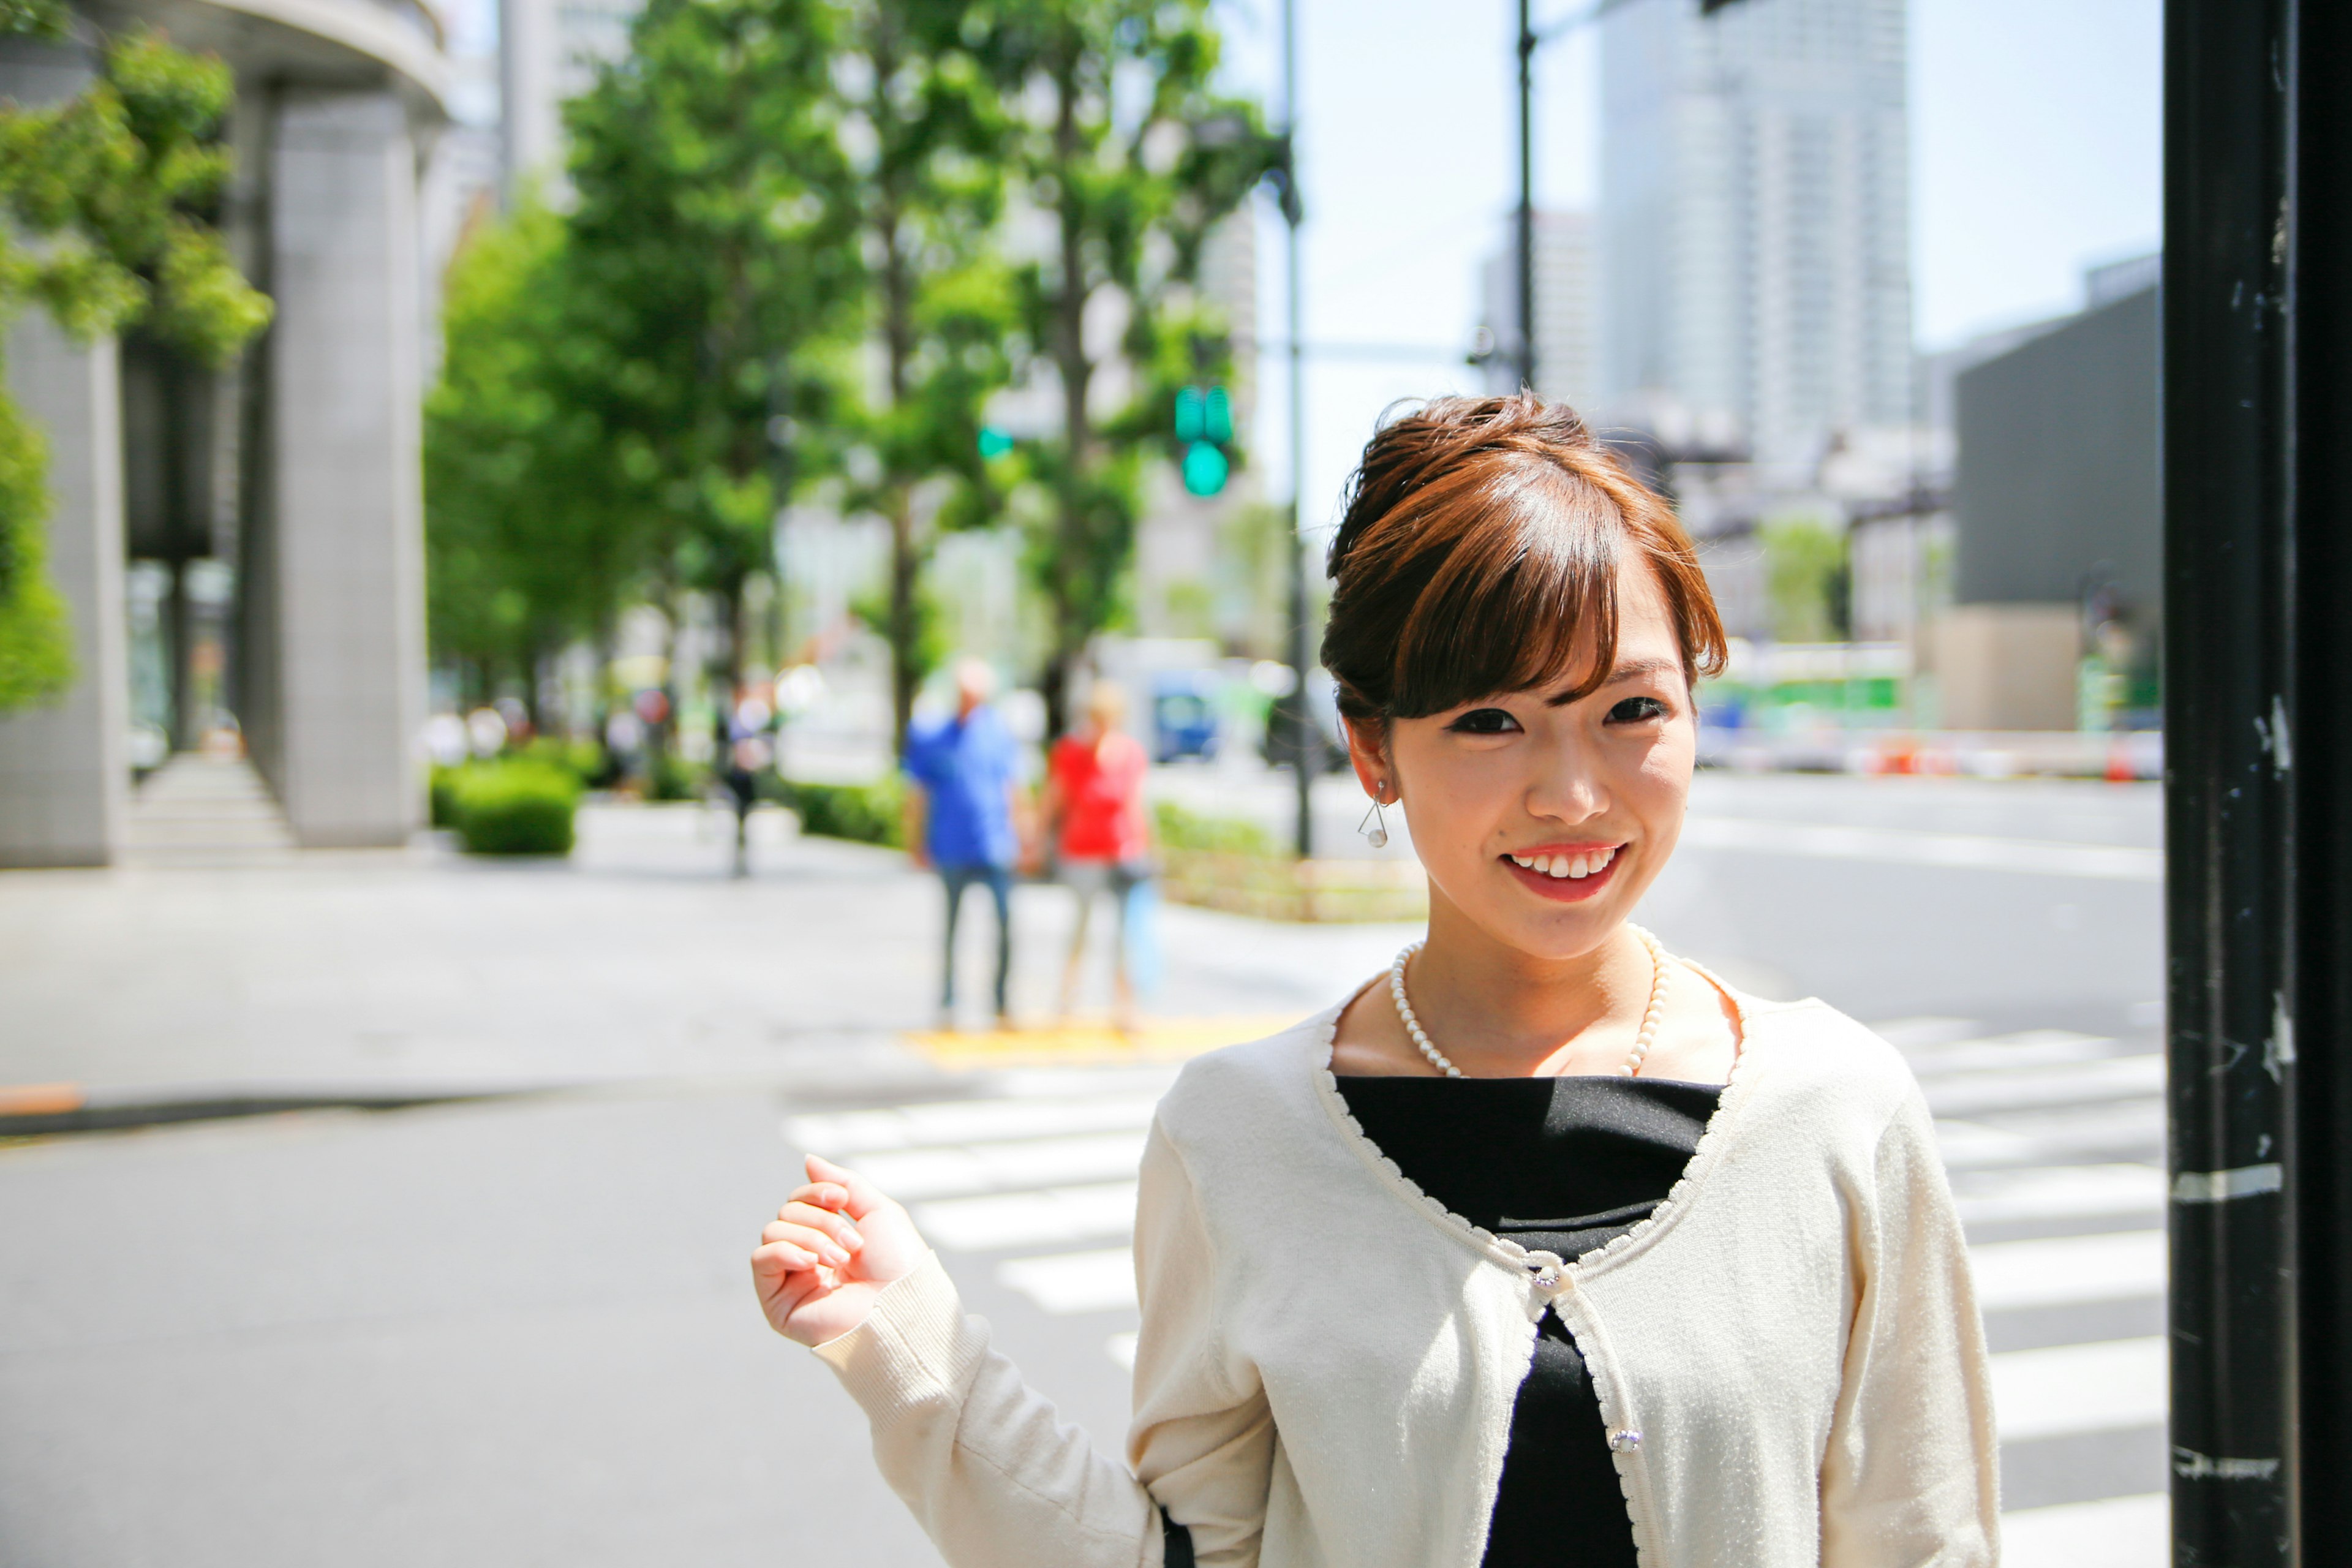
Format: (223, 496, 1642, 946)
(755, 1129, 1272, 1568)
(1817, 1092, 2001, 1567)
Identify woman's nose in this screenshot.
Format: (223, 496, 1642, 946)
(1525, 737, 1610, 823)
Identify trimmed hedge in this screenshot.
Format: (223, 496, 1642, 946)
(450, 760, 582, 855)
(778, 777, 905, 848)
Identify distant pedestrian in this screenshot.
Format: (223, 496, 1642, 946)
(722, 690, 773, 879)
(1040, 681, 1153, 1033)
(902, 660, 1023, 1030)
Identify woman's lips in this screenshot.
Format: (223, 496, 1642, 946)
(1501, 843, 1624, 902)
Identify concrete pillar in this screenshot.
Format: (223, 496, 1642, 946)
(0, 320, 130, 866)
(251, 91, 427, 846)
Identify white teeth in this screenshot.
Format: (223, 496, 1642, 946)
(1512, 854, 1535, 868)
(1549, 858, 1572, 879)
(1567, 854, 1590, 879)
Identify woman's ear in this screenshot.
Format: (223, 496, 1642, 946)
(1342, 716, 1391, 802)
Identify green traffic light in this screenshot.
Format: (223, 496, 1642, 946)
(1204, 386, 1232, 444)
(1182, 440, 1229, 497)
(977, 426, 1015, 459)
(1174, 388, 1204, 443)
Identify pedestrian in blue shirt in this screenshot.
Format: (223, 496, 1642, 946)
(903, 660, 1025, 1028)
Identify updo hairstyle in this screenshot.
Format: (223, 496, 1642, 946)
(1319, 393, 1728, 728)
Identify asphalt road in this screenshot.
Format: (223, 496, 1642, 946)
(0, 772, 2168, 1566)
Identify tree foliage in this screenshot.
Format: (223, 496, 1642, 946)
(831, 0, 1018, 753)
(563, 0, 862, 684)
(424, 195, 643, 701)
(421, 0, 1275, 740)
(0, 19, 270, 712)
(973, 0, 1276, 731)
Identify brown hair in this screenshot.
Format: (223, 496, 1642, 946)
(1320, 393, 1727, 725)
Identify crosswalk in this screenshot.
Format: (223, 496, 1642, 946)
(783, 1013, 2169, 1567)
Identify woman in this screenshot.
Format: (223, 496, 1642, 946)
(752, 395, 1997, 1568)
(1040, 680, 1155, 1031)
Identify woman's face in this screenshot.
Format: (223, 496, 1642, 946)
(1354, 559, 1697, 963)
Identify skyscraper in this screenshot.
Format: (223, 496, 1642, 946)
(1597, 0, 1912, 479)
(1477, 210, 1599, 413)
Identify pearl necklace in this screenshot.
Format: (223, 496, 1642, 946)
(1388, 927, 1669, 1079)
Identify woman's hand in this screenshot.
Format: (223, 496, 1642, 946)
(751, 1154, 929, 1347)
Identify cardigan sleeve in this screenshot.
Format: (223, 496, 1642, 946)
(1127, 1120, 1275, 1567)
(809, 1116, 1269, 1568)
(1817, 1087, 2002, 1568)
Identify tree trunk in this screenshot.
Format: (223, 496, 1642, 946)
(1045, 42, 1092, 742)
(888, 484, 920, 758)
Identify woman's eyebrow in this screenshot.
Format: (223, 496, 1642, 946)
(1544, 658, 1683, 704)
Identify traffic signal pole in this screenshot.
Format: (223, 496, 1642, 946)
(2165, 1, 2352, 1560)
(1281, 0, 1312, 859)
(1515, 0, 1537, 393)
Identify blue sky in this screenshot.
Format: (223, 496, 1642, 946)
(1216, 0, 2165, 529)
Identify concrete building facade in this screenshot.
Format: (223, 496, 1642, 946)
(1597, 0, 1912, 477)
(0, 0, 447, 862)
(1942, 274, 2160, 731)
(1478, 210, 1599, 414)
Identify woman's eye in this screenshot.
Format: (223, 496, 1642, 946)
(1447, 707, 1522, 735)
(1607, 696, 1668, 724)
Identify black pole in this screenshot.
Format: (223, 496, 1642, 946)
(1515, 0, 1537, 394)
(1281, 0, 1312, 859)
(2165, 0, 2352, 1560)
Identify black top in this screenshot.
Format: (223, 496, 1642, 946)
(1333, 1074, 1722, 1568)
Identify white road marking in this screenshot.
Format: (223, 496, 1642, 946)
(1972, 1231, 2165, 1311)
(2000, 1492, 2167, 1568)
(1902, 1030, 2120, 1078)
(1953, 1164, 2165, 1228)
(843, 1130, 1150, 1200)
(1991, 1337, 2166, 1442)
(914, 1182, 1140, 1252)
(783, 1093, 1162, 1156)
(1925, 1055, 2165, 1117)
(996, 1248, 1139, 1315)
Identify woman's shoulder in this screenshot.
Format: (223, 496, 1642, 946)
(1154, 1006, 1346, 1150)
(1725, 989, 1926, 1128)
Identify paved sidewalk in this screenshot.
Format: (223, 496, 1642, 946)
(0, 802, 1412, 1106)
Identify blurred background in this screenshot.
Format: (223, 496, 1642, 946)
(0, 0, 2166, 1562)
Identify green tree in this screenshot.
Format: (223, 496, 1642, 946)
(833, 0, 1019, 755)
(1761, 516, 1851, 643)
(0, 14, 270, 710)
(561, 0, 863, 719)
(424, 195, 645, 710)
(975, 0, 1275, 733)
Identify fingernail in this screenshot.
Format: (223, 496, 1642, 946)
(826, 1246, 851, 1267)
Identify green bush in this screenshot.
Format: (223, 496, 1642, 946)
(451, 761, 581, 855)
(780, 777, 906, 848)
(429, 764, 464, 829)
(1153, 800, 1277, 859)
(517, 735, 610, 786)
(647, 750, 703, 801)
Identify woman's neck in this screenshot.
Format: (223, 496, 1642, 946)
(1405, 900, 1655, 1077)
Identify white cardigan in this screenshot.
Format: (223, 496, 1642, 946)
(812, 985, 2000, 1568)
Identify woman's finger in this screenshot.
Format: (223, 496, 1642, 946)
(750, 1237, 824, 1279)
(784, 1181, 850, 1213)
(805, 1154, 897, 1221)
(760, 1221, 854, 1268)
(771, 1202, 864, 1251)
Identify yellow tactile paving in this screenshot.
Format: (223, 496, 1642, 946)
(905, 1015, 1303, 1069)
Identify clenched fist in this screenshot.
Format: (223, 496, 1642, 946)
(751, 1154, 929, 1347)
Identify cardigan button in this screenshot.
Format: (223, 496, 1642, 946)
(1608, 1428, 1642, 1452)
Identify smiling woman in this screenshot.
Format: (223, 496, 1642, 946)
(753, 393, 1999, 1568)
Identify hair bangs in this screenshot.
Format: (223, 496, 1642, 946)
(1387, 465, 1624, 719)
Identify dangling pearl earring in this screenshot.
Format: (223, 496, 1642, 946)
(1358, 785, 1390, 849)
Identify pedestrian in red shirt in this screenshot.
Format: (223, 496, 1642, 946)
(1041, 682, 1152, 1033)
